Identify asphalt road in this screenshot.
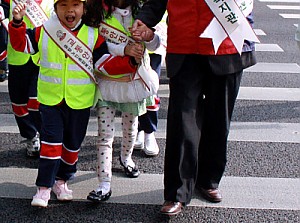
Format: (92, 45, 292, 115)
(0, 0, 299, 222)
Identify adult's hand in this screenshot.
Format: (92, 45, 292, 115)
(129, 19, 154, 42)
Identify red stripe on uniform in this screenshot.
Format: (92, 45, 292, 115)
(97, 54, 113, 71)
(61, 146, 79, 165)
(27, 98, 40, 111)
(12, 103, 28, 117)
(40, 143, 62, 158)
(146, 104, 159, 111)
(146, 96, 160, 111)
(0, 50, 7, 61)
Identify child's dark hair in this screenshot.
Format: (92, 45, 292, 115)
(83, 0, 104, 28)
(54, 0, 104, 28)
(103, 0, 143, 19)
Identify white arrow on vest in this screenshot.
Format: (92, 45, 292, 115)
(200, 0, 259, 54)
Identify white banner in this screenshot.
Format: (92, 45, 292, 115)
(13, 0, 49, 27)
(99, 22, 135, 45)
(0, 5, 8, 31)
(200, 0, 259, 54)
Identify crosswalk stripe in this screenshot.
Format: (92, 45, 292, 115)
(267, 5, 300, 10)
(87, 120, 300, 143)
(280, 14, 300, 18)
(158, 86, 300, 101)
(259, 0, 300, 3)
(1, 168, 299, 210)
(235, 87, 300, 101)
(1, 114, 299, 143)
(254, 29, 266, 36)
(245, 62, 300, 73)
(253, 43, 283, 52)
(3, 85, 300, 101)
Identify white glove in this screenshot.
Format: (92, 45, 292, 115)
(0, 5, 5, 22)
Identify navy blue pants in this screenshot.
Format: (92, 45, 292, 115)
(138, 53, 162, 133)
(8, 58, 41, 139)
(36, 102, 90, 188)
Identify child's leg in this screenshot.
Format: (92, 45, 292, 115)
(36, 104, 64, 188)
(56, 104, 90, 182)
(52, 104, 90, 201)
(120, 112, 138, 168)
(87, 106, 115, 202)
(97, 106, 116, 189)
(8, 60, 41, 157)
(32, 104, 64, 207)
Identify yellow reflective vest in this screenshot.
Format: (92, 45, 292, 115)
(101, 15, 135, 79)
(37, 24, 97, 109)
(7, 0, 53, 65)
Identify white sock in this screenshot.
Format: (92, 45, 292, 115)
(96, 182, 111, 194)
(120, 156, 135, 168)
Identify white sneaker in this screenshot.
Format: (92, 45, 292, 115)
(26, 133, 40, 157)
(134, 131, 144, 150)
(144, 132, 159, 156)
(52, 180, 73, 201)
(31, 187, 51, 207)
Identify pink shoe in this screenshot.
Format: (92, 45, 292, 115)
(31, 187, 51, 207)
(52, 180, 73, 201)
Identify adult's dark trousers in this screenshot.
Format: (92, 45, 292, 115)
(164, 55, 242, 204)
(8, 58, 41, 139)
(138, 53, 162, 133)
(36, 102, 90, 188)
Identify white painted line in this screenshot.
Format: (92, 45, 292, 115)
(267, 5, 300, 10)
(229, 122, 300, 143)
(259, 0, 300, 3)
(255, 43, 284, 52)
(280, 13, 300, 19)
(237, 87, 300, 101)
(0, 168, 299, 210)
(158, 85, 300, 101)
(1, 115, 299, 143)
(245, 62, 300, 73)
(0, 81, 8, 93)
(254, 29, 266, 36)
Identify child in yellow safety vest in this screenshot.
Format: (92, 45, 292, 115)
(9, 0, 142, 208)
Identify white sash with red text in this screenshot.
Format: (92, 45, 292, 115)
(0, 4, 8, 31)
(99, 22, 135, 45)
(200, 0, 259, 54)
(99, 21, 159, 92)
(43, 14, 96, 83)
(13, 0, 49, 27)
